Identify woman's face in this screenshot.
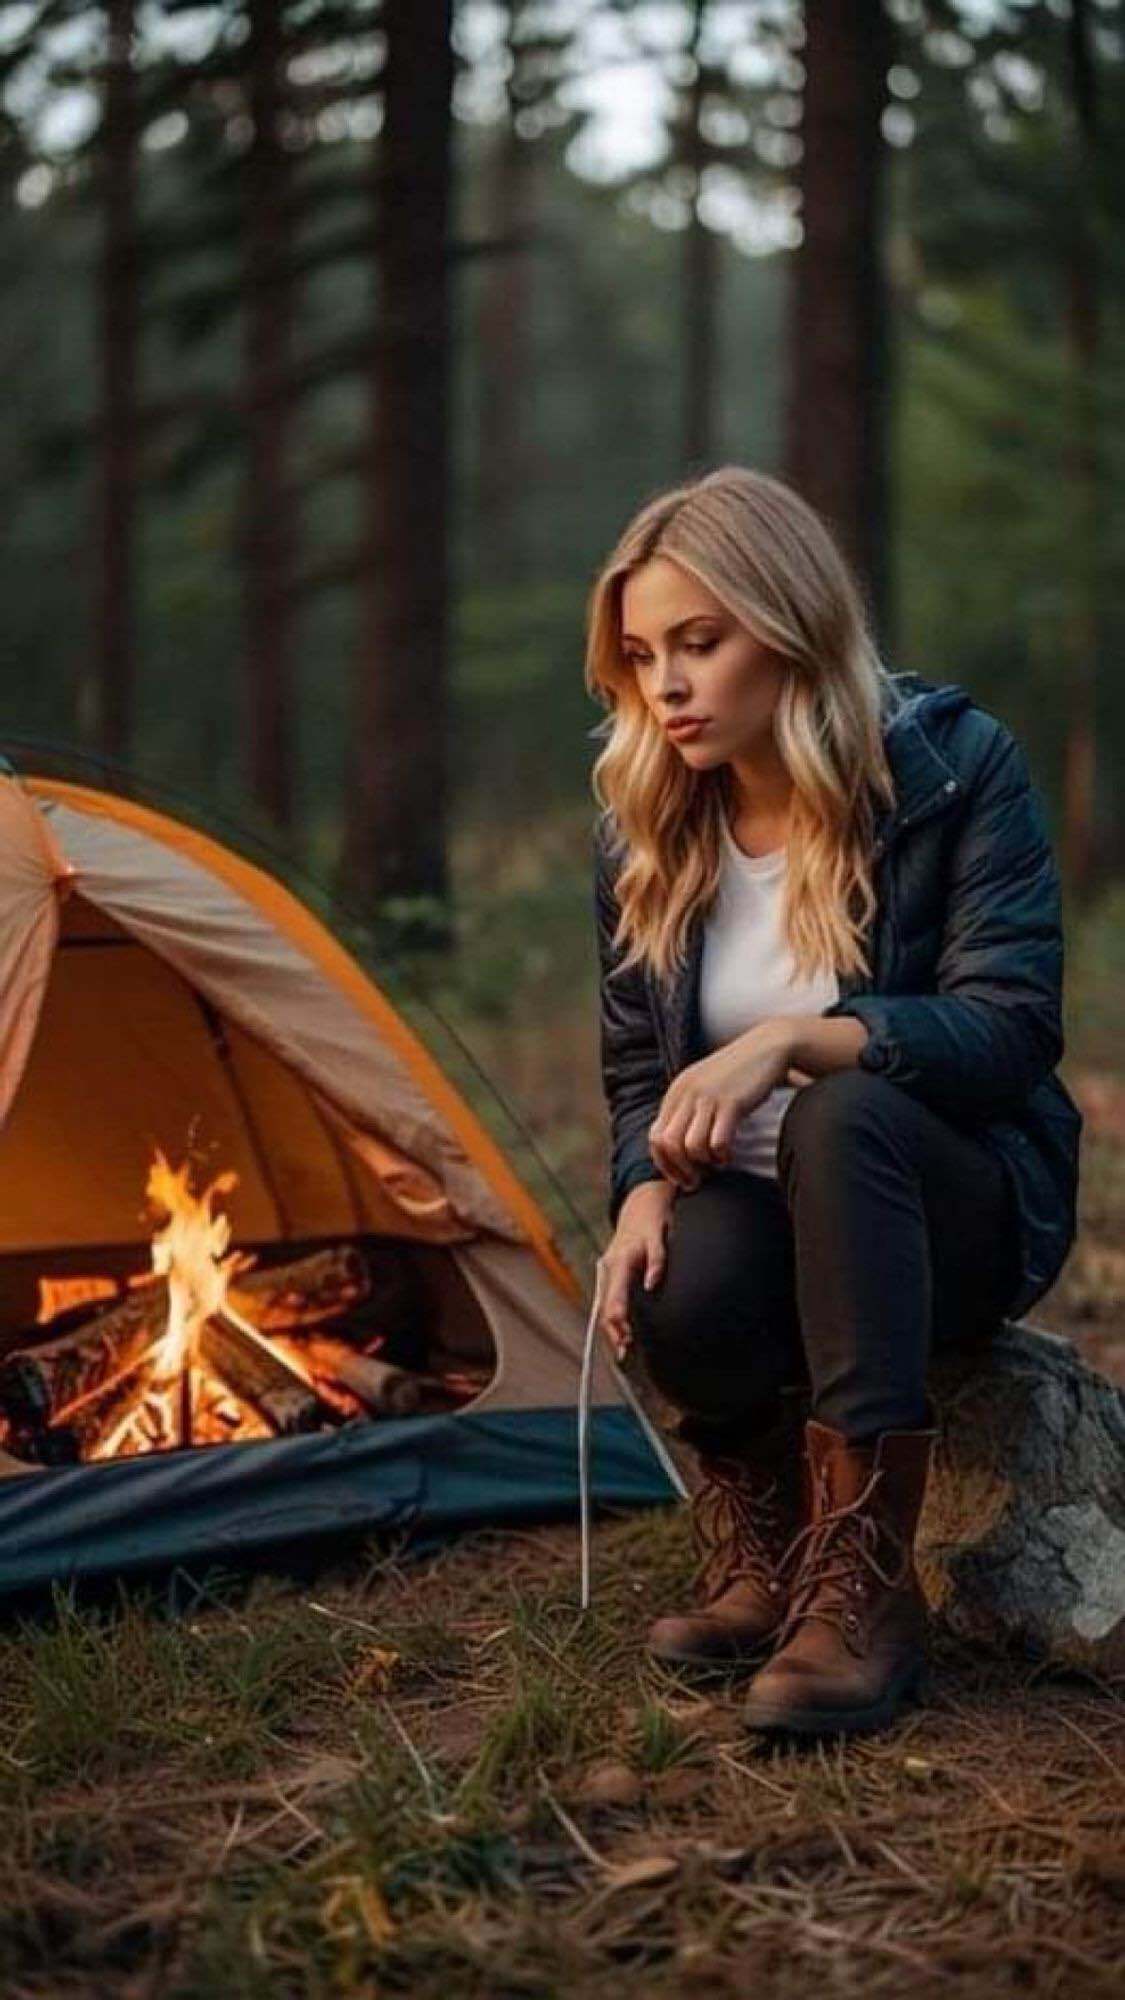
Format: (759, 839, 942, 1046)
(619, 556, 788, 769)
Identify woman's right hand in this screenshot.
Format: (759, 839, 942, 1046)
(596, 1178, 678, 1361)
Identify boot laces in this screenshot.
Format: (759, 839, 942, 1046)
(773, 1461, 908, 1647)
(692, 1455, 791, 1599)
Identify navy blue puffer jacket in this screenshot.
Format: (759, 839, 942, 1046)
(593, 672, 1082, 1321)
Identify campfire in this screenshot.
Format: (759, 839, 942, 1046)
(0, 1149, 482, 1467)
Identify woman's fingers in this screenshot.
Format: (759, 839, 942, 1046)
(709, 1102, 739, 1165)
(650, 1104, 701, 1188)
(652, 1094, 731, 1182)
(597, 1228, 669, 1360)
(597, 1256, 634, 1358)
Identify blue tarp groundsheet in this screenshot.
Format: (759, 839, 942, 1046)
(0, 1405, 674, 1599)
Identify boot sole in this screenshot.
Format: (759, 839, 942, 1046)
(741, 1659, 929, 1737)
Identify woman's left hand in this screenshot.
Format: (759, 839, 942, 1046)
(648, 1020, 796, 1191)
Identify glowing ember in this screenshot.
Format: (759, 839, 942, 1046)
(0, 1158, 466, 1469)
(36, 1276, 118, 1324)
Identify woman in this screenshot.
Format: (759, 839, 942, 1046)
(588, 465, 1082, 1737)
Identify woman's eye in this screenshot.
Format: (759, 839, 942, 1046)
(623, 639, 715, 666)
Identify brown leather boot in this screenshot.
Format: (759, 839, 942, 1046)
(741, 1415, 937, 1735)
(647, 1400, 808, 1671)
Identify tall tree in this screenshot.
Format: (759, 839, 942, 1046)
(476, 0, 539, 582)
(93, 0, 140, 759)
(785, 0, 894, 640)
(1060, 0, 1104, 902)
(680, 0, 722, 467)
(241, 0, 296, 838)
(340, 0, 454, 928)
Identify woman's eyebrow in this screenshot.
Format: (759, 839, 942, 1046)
(621, 614, 720, 645)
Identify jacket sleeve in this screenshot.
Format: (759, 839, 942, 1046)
(821, 722, 1064, 1120)
(593, 820, 669, 1227)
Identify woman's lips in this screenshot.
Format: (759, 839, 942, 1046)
(666, 718, 710, 740)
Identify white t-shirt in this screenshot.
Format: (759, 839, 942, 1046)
(698, 812, 840, 1179)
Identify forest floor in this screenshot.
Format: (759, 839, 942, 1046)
(0, 848, 1122, 1999)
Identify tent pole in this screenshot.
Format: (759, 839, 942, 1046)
(577, 1265, 687, 1614)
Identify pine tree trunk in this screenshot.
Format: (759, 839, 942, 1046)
(1060, 0, 1102, 905)
(242, 0, 296, 838)
(341, 0, 454, 928)
(681, 0, 720, 469)
(783, 0, 892, 641)
(92, 0, 138, 761)
(477, 4, 536, 582)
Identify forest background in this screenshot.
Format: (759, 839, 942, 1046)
(0, 7, 1123, 1995)
(3, 0, 1123, 1285)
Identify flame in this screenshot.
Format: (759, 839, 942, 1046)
(90, 1151, 255, 1459)
(38, 1147, 412, 1464)
(147, 1152, 242, 1372)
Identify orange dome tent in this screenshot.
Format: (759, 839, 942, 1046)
(0, 763, 671, 1595)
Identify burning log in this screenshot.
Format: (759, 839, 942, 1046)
(51, 1355, 157, 1459)
(4, 1131, 435, 1465)
(198, 1313, 328, 1436)
(190, 1374, 273, 1445)
(271, 1333, 442, 1417)
(230, 1245, 372, 1331)
(0, 1284, 167, 1431)
(230, 1243, 424, 1349)
(1, 1424, 81, 1468)
(0, 1445, 45, 1478)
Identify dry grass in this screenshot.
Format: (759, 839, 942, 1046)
(0, 839, 1121, 1997)
(0, 1514, 1121, 1998)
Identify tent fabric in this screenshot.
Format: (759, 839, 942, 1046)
(0, 766, 655, 1591)
(39, 797, 522, 1244)
(449, 1236, 620, 1412)
(0, 780, 66, 1129)
(0, 919, 479, 1255)
(31, 780, 573, 1284)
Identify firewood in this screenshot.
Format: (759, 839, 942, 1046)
(229, 1245, 372, 1331)
(199, 1313, 329, 1435)
(0, 1284, 168, 1428)
(231, 1243, 426, 1352)
(49, 1356, 155, 1459)
(0, 1445, 44, 1478)
(190, 1373, 273, 1444)
(277, 1334, 432, 1417)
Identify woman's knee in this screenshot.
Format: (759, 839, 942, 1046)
(625, 1207, 742, 1367)
(625, 1180, 799, 1420)
(777, 1067, 904, 1187)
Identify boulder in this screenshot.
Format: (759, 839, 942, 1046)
(920, 1320, 1125, 1672)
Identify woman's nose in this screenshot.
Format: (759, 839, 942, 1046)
(650, 655, 691, 702)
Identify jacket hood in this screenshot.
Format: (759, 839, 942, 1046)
(876, 671, 975, 835)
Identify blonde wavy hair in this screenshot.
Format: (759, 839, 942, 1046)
(586, 465, 907, 990)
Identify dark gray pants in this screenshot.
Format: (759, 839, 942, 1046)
(627, 1068, 1022, 1446)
